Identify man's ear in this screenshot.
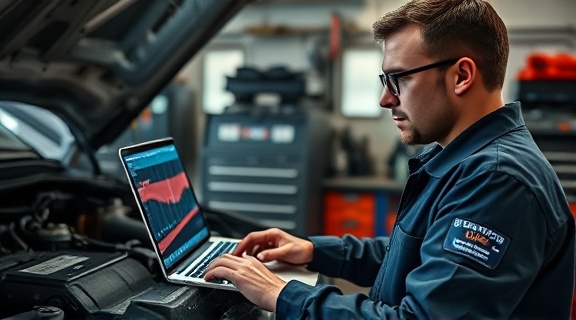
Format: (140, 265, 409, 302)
(453, 57, 476, 96)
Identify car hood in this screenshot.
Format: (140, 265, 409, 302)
(0, 0, 252, 150)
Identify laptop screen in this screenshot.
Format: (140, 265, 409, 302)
(121, 141, 209, 270)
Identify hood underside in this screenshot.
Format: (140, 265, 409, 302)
(0, 0, 253, 150)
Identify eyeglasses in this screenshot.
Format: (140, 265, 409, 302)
(379, 58, 459, 96)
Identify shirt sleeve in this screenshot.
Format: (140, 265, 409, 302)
(276, 280, 412, 319)
(276, 171, 553, 319)
(306, 234, 389, 286)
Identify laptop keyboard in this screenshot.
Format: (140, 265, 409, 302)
(186, 241, 238, 278)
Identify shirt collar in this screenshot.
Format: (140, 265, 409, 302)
(410, 101, 526, 177)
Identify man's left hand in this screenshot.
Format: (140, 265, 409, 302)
(204, 254, 286, 311)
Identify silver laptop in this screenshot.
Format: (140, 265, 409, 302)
(118, 137, 317, 290)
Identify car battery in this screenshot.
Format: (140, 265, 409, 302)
(0, 251, 154, 318)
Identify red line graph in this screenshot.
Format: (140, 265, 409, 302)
(136, 171, 199, 253)
(158, 206, 199, 253)
(137, 171, 189, 204)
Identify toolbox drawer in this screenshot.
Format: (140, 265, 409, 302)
(324, 192, 375, 237)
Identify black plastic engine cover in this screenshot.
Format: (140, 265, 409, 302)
(0, 251, 259, 319)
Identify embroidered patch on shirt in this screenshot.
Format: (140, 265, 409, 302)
(443, 218, 510, 269)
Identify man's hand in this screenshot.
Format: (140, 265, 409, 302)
(233, 228, 314, 265)
(204, 254, 286, 311)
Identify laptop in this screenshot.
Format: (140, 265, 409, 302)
(118, 137, 317, 290)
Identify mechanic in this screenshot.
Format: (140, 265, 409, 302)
(205, 0, 576, 318)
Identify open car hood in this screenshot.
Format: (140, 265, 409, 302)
(0, 0, 252, 150)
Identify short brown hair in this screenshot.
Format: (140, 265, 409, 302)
(373, 0, 508, 91)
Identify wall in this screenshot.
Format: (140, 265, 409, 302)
(179, 0, 576, 180)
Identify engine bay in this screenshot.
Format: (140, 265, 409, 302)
(0, 184, 262, 319)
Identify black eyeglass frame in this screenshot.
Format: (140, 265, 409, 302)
(379, 58, 460, 96)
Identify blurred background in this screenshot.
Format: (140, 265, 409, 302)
(98, 0, 576, 248)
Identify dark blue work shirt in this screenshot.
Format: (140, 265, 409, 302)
(276, 102, 575, 319)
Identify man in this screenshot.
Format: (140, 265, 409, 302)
(205, 0, 575, 318)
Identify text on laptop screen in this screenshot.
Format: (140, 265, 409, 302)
(122, 144, 209, 269)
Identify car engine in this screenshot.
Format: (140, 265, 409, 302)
(0, 181, 262, 320)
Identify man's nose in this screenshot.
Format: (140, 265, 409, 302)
(379, 86, 398, 109)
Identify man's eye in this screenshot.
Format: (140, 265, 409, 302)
(397, 76, 409, 83)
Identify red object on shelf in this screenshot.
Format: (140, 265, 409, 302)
(324, 191, 375, 237)
(329, 13, 341, 60)
(517, 53, 576, 81)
